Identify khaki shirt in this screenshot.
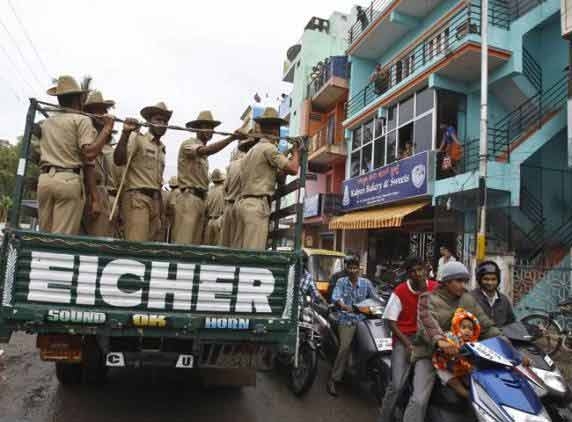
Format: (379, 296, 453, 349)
(177, 137, 209, 190)
(95, 143, 117, 189)
(240, 138, 289, 197)
(206, 183, 225, 218)
(39, 113, 97, 169)
(122, 131, 165, 191)
(224, 158, 243, 202)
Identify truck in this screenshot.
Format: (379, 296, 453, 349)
(0, 99, 308, 387)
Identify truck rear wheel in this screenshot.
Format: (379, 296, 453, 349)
(55, 362, 83, 385)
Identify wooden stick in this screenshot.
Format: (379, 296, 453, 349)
(108, 143, 135, 222)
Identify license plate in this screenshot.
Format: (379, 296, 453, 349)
(375, 338, 392, 352)
(544, 354, 554, 367)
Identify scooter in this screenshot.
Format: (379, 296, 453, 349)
(314, 298, 392, 403)
(503, 321, 572, 422)
(427, 337, 553, 422)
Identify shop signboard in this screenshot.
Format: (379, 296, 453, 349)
(341, 151, 429, 211)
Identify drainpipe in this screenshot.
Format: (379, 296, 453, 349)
(477, 0, 489, 262)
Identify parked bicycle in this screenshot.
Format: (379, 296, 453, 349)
(521, 298, 572, 356)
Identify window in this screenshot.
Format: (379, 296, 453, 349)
(414, 114, 433, 153)
(374, 117, 384, 138)
(363, 120, 374, 144)
(398, 96, 414, 125)
(387, 106, 396, 131)
(374, 136, 386, 168)
(350, 150, 360, 177)
(386, 132, 397, 164)
(352, 127, 362, 149)
(326, 115, 335, 145)
(416, 88, 433, 115)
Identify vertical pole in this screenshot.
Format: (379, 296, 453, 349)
(477, 0, 488, 262)
(9, 99, 37, 229)
(294, 137, 308, 252)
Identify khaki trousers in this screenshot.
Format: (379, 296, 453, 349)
(236, 197, 270, 250)
(84, 186, 114, 237)
(172, 191, 206, 245)
(120, 190, 161, 242)
(204, 216, 222, 246)
(331, 324, 356, 382)
(219, 201, 238, 247)
(37, 172, 85, 235)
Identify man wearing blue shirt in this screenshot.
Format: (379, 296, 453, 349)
(327, 256, 379, 396)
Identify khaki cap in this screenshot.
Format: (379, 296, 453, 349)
(210, 169, 226, 183)
(186, 110, 221, 129)
(47, 75, 87, 96)
(169, 176, 178, 187)
(253, 107, 287, 127)
(140, 101, 173, 122)
(84, 90, 115, 111)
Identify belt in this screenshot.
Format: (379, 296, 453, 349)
(225, 199, 235, 204)
(208, 215, 222, 220)
(181, 187, 207, 200)
(41, 166, 80, 174)
(107, 188, 118, 196)
(242, 194, 272, 201)
(129, 188, 161, 200)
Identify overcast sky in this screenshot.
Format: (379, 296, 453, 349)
(0, 0, 354, 179)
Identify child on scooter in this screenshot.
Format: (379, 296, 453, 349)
(432, 308, 480, 399)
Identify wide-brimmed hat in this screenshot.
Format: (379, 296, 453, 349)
(210, 169, 226, 183)
(169, 176, 178, 187)
(186, 110, 221, 129)
(84, 90, 115, 111)
(253, 107, 287, 127)
(47, 75, 87, 97)
(140, 101, 173, 122)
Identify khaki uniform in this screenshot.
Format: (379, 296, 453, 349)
(236, 138, 289, 250)
(172, 138, 209, 244)
(220, 157, 243, 247)
(37, 113, 97, 235)
(119, 131, 165, 242)
(84, 143, 117, 237)
(165, 187, 180, 242)
(204, 183, 225, 245)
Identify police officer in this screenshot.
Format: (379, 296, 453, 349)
(164, 176, 180, 242)
(38, 75, 114, 234)
(82, 90, 117, 237)
(113, 101, 171, 242)
(204, 169, 226, 246)
(173, 111, 243, 245)
(236, 107, 300, 250)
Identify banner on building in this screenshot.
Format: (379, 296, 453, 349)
(341, 151, 429, 211)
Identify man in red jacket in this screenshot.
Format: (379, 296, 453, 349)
(378, 256, 438, 421)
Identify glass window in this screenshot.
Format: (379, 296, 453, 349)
(352, 127, 362, 149)
(374, 117, 384, 139)
(414, 113, 433, 153)
(399, 96, 414, 125)
(386, 132, 397, 164)
(361, 144, 372, 174)
(374, 136, 386, 169)
(363, 120, 374, 144)
(398, 123, 414, 159)
(416, 88, 434, 115)
(327, 115, 335, 145)
(387, 106, 396, 131)
(350, 150, 360, 177)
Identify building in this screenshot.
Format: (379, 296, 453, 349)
(281, 12, 353, 250)
(333, 0, 569, 283)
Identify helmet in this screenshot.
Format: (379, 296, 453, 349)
(210, 169, 226, 183)
(440, 262, 470, 283)
(475, 261, 500, 285)
(168, 176, 178, 188)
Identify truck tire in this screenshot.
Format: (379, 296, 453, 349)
(55, 362, 83, 385)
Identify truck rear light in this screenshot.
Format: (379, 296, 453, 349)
(37, 334, 82, 363)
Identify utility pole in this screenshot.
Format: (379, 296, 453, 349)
(477, 0, 489, 262)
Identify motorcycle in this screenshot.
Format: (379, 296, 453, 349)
(503, 321, 572, 422)
(314, 297, 392, 403)
(277, 295, 320, 396)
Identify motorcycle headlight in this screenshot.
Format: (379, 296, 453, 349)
(502, 406, 551, 422)
(531, 367, 568, 394)
(369, 306, 383, 315)
(301, 313, 312, 323)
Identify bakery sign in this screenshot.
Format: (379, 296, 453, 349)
(341, 151, 429, 211)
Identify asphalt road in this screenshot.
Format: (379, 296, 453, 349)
(0, 333, 379, 422)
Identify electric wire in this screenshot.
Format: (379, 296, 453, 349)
(5, 0, 51, 80)
(0, 39, 35, 95)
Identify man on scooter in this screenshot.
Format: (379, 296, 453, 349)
(378, 256, 438, 421)
(470, 260, 516, 327)
(327, 256, 379, 397)
(408, 261, 501, 422)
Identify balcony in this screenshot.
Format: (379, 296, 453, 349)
(279, 93, 292, 122)
(303, 193, 342, 220)
(307, 56, 349, 111)
(346, 2, 512, 121)
(308, 125, 346, 172)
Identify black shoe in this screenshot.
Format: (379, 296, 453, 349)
(327, 379, 338, 397)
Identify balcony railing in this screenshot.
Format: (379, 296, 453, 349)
(303, 193, 342, 218)
(347, 2, 494, 118)
(309, 124, 339, 155)
(348, 0, 393, 45)
(307, 56, 348, 99)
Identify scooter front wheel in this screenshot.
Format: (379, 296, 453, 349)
(368, 355, 390, 405)
(288, 342, 318, 397)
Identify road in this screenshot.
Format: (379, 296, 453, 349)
(0, 333, 379, 422)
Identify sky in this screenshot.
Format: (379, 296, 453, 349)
(0, 0, 354, 179)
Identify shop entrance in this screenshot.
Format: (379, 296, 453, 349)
(367, 229, 411, 277)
